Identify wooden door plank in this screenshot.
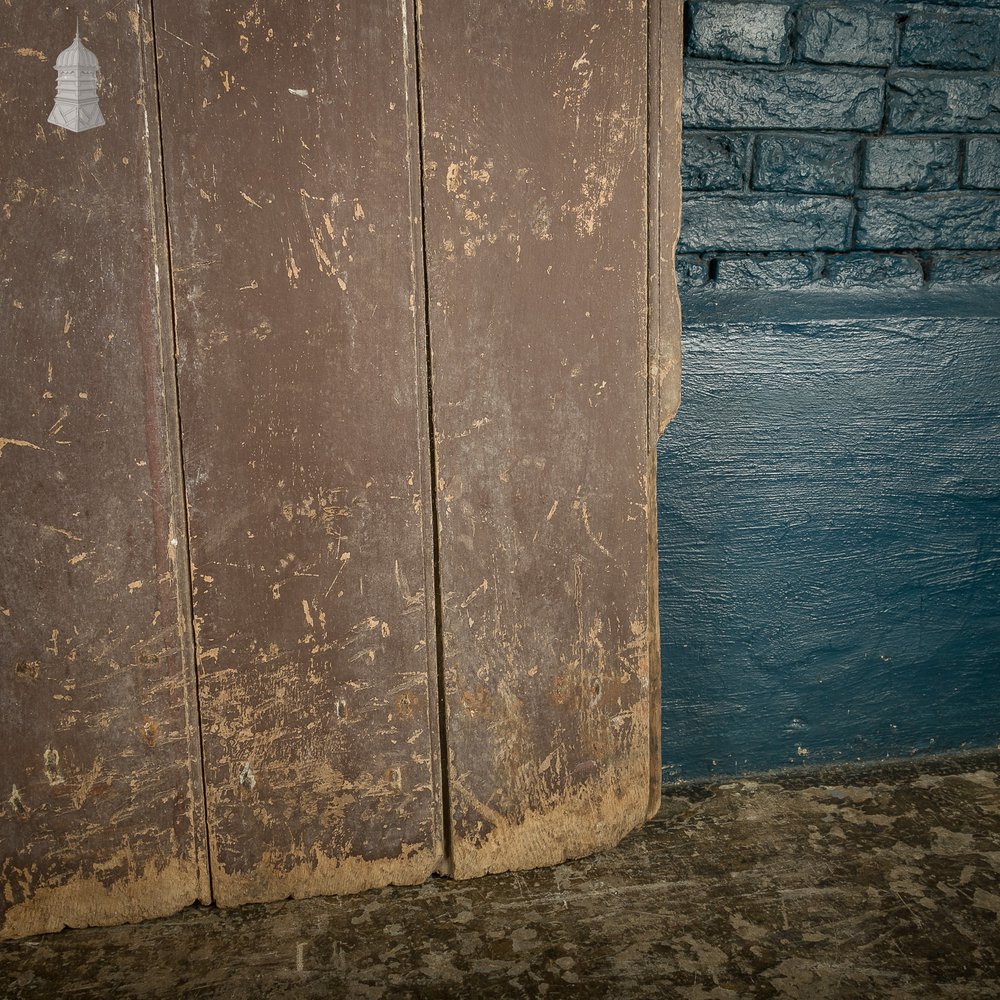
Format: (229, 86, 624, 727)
(646, 0, 685, 818)
(153, 0, 444, 904)
(416, 0, 662, 877)
(0, 3, 209, 938)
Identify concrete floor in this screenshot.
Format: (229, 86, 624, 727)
(3, 751, 999, 999)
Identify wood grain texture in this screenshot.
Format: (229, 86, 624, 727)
(152, 0, 445, 904)
(417, 0, 668, 877)
(0, 3, 208, 938)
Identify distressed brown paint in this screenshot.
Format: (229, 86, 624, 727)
(1, 0, 681, 933)
(152, 1, 445, 904)
(0, 3, 208, 938)
(415, 0, 681, 877)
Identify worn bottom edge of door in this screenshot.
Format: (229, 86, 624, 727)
(209, 848, 442, 910)
(448, 751, 651, 882)
(3, 776, 656, 936)
(0, 857, 208, 941)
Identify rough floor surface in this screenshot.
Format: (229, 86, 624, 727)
(3, 751, 999, 999)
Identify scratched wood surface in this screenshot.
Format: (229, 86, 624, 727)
(152, 1, 445, 904)
(416, 0, 679, 877)
(0, 4, 209, 938)
(2, 2, 681, 933)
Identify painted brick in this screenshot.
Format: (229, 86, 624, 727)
(714, 255, 816, 289)
(680, 195, 854, 252)
(753, 134, 857, 194)
(918, 0, 1000, 8)
(899, 11, 997, 70)
(682, 133, 750, 191)
(823, 252, 924, 288)
(796, 5, 896, 67)
(930, 252, 1000, 285)
(888, 74, 1000, 133)
(684, 64, 885, 131)
(688, 2, 791, 65)
(677, 254, 711, 289)
(863, 137, 960, 191)
(963, 137, 1000, 189)
(856, 193, 1000, 249)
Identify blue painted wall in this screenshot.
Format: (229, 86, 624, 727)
(658, 295, 1000, 779)
(660, 0, 1000, 779)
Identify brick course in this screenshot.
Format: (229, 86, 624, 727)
(796, 5, 897, 67)
(684, 65, 885, 131)
(824, 252, 925, 288)
(753, 134, 857, 194)
(887, 74, 1000, 133)
(681, 195, 854, 252)
(930, 252, 1000, 284)
(714, 255, 817, 289)
(857, 194, 1000, 249)
(682, 133, 750, 190)
(863, 137, 960, 190)
(688, 1, 792, 64)
(678, 0, 1000, 291)
(963, 137, 1000, 188)
(898, 11, 997, 70)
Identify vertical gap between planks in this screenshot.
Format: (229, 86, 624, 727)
(646, 0, 665, 816)
(647, 2, 657, 452)
(146, 0, 217, 901)
(409, 0, 455, 874)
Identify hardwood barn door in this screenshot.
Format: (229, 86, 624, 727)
(1, 4, 208, 938)
(152, 0, 445, 903)
(415, 0, 680, 877)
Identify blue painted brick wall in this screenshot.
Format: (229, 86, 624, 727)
(679, 0, 1000, 292)
(665, 0, 1000, 779)
(797, 6, 896, 66)
(689, 1, 792, 63)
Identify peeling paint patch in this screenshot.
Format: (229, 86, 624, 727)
(14, 660, 40, 680)
(238, 763, 256, 790)
(0, 438, 42, 459)
(141, 719, 159, 748)
(8, 785, 27, 817)
(284, 239, 301, 285)
(43, 748, 63, 786)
